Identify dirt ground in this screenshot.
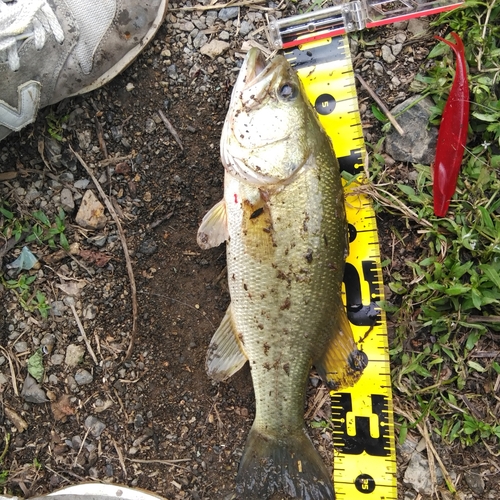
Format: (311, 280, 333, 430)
(0, 4, 497, 500)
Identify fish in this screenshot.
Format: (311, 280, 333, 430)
(197, 47, 366, 500)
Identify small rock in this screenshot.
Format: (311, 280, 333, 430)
(392, 43, 403, 56)
(134, 413, 145, 430)
(0, 373, 8, 386)
(51, 300, 66, 316)
(75, 190, 107, 230)
(407, 18, 429, 37)
(126, 82, 135, 92)
(14, 341, 28, 353)
(403, 452, 443, 495)
(138, 239, 158, 256)
(200, 40, 230, 59)
(179, 20, 195, 31)
(65, 344, 85, 368)
(60, 188, 74, 212)
(385, 96, 438, 164)
(239, 20, 253, 36)
(464, 471, 485, 495)
(51, 353, 64, 365)
(193, 32, 208, 49)
(219, 30, 230, 41)
(373, 62, 384, 76)
(395, 33, 407, 43)
(74, 179, 90, 190)
(21, 374, 49, 404)
(218, 6, 239, 21)
(84, 416, 106, 437)
(74, 368, 93, 385)
(25, 188, 41, 203)
(145, 118, 156, 134)
(84, 305, 99, 320)
(381, 45, 396, 64)
(77, 130, 92, 150)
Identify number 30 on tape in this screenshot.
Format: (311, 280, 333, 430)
(285, 35, 397, 499)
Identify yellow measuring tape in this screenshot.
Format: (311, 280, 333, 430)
(284, 35, 397, 499)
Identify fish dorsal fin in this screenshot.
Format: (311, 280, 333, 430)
(315, 306, 367, 390)
(206, 305, 248, 381)
(197, 199, 228, 249)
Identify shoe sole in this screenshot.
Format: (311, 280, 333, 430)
(68, 0, 169, 98)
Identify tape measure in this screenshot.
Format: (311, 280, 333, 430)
(284, 35, 397, 499)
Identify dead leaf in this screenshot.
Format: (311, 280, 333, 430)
(79, 249, 112, 267)
(56, 280, 87, 296)
(51, 394, 75, 422)
(4, 406, 28, 432)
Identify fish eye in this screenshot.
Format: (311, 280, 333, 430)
(278, 82, 298, 100)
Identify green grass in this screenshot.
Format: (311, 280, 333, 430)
(0, 204, 70, 318)
(369, 0, 500, 453)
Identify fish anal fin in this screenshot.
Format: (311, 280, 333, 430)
(315, 306, 367, 390)
(197, 199, 228, 249)
(206, 305, 247, 382)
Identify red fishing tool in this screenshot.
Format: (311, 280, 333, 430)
(433, 32, 470, 217)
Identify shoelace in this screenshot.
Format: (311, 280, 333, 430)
(0, 0, 64, 71)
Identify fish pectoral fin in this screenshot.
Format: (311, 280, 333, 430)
(206, 305, 247, 381)
(197, 199, 229, 249)
(315, 306, 368, 390)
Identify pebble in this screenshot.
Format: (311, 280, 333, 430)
(75, 368, 93, 385)
(51, 300, 66, 316)
(464, 471, 485, 495)
(84, 416, 106, 438)
(65, 344, 85, 367)
(381, 45, 396, 64)
(403, 452, 443, 495)
(84, 304, 99, 320)
(145, 118, 157, 134)
(373, 62, 384, 76)
(385, 96, 438, 164)
(14, 341, 28, 353)
(138, 239, 158, 256)
(74, 179, 90, 189)
(218, 7, 239, 21)
(75, 190, 107, 230)
(0, 373, 8, 386)
(239, 21, 253, 36)
(60, 188, 74, 212)
(200, 40, 230, 59)
(51, 353, 64, 365)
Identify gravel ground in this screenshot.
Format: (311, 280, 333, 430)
(0, 2, 497, 499)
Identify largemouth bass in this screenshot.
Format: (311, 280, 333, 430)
(198, 48, 366, 500)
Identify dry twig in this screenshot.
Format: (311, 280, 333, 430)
(112, 439, 128, 479)
(0, 346, 19, 397)
(158, 110, 184, 151)
(355, 73, 405, 136)
(395, 404, 456, 493)
(70, 146, 138, 362)
(70, 303, 98, 365)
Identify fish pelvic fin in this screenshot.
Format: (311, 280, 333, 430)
(206, 305, 248, 381)
(315, 305, 367, 391)
(197, 199, 228, 249)
(236, 425, 334, 500)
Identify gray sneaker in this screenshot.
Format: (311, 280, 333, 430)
(0, 0, 168, 141)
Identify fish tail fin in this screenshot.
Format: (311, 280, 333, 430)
(235, 425, 334, 500)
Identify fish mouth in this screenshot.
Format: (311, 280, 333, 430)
(238, 48, 283, 106)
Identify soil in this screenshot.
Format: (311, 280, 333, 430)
(0, 3, 497, 500)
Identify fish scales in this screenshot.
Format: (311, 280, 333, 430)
(197, 47, 366, 500)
